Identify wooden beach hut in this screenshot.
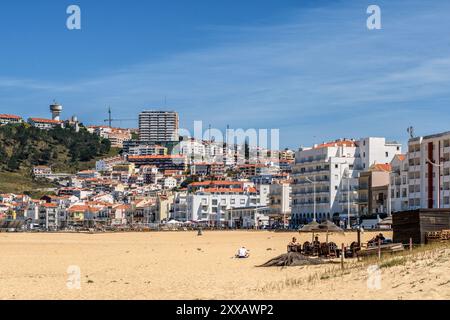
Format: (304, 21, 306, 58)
(392, 209, 450, 244)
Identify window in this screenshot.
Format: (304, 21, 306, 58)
(385, 152, 389, 157)
(335, 164, 338, 169)
(212, 199, 218, 206)
(240, 199, 245, 204)
(230, 199, 235, 204)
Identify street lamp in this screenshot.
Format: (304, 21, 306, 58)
(343, 168, 351, 230)
(305, 177, 316, 222)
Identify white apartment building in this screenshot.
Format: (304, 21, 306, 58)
(178, 139, 206, 163)
(268, 182, 291, 227)
(359, 137, 402, 170)
(28, 118, 63, 130)
(407, 131, 450, 209)
(291, 137, 402, 228)
(172, 191, 188, 221)
(127, 145, 167, 156)
(33, 166, 52, 178)
(139, 111, 179, 142)
(389, 154, 409, 213)
(38, 203, 60, 230)
(186, 188, 266, 225)
(95, 156, 124, 172)
(162, 177, 177, 189)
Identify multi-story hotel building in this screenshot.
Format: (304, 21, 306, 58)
(291, 137, 402, 228)
(138, 111, 179, 142)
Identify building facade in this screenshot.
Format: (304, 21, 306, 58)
(408, 131, 450, 209)
(291, 137, 402, 228)
(389, 154, 409, 213)
(138, 111, 179, 142)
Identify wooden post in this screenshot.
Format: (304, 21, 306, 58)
(357, 228, 361, 247)
(341, 243, 345, 270)
(409, 238, 413, 252)
(378, 238, 381, 261)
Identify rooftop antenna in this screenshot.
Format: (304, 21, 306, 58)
(407, 126, 415, 139)
(108, 106, 112, 128)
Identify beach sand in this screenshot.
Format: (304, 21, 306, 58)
(1, 231, 449, 300)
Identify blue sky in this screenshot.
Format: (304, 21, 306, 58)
(1, 0, 450, 148)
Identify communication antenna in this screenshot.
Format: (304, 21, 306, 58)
(407, 126, 415, 139)
(108, 106, 112, 128)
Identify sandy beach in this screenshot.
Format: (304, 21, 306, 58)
(1, 230, 449, 300)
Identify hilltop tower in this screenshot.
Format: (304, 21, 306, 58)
(50, 101, 63, 121)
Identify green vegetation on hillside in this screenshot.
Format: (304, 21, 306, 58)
(0, 123, 118, 193)
(0, 171, 55, 196)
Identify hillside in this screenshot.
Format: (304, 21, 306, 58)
(0, 123, 118, 194)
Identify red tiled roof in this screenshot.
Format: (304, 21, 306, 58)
(0, 114, 22, 119)
(29, 118, 62, 124)
(371, 163, 392, 172)
(68, 205, 90, 212)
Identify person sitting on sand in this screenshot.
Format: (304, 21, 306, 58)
(378, 233, 386, 242)
(289, 237, 298, 246)
(236, 246, 250, 258)
(312, 236, 321, 255)
(313, 236, 321, 247)
(288, 237, 299, 253)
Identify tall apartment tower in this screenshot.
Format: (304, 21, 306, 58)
(138, 111, 179, 142)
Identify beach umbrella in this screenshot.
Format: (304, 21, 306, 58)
(299, 220, 320, 232)
(300, 220, 321, 243)
(319, 220, 344, 232)
(319, 220, 344, 243)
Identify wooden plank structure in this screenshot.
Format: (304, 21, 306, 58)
(392, 209, 450, 244)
